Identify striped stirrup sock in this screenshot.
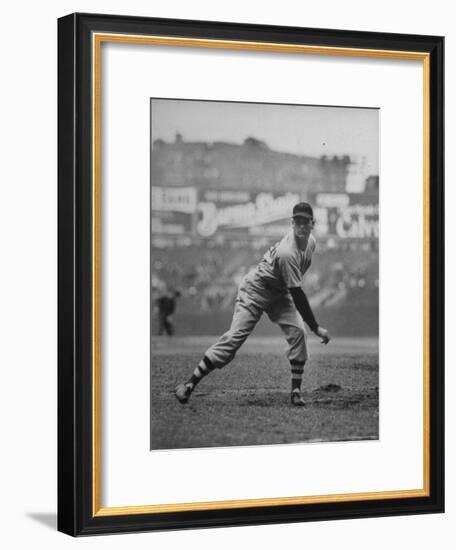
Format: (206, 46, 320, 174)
(187, 356, 216, 389)
(290, 362, 305, 392)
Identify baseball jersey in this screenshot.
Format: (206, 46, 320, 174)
(247, 231, 316, 296)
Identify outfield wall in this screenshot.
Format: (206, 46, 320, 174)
(155, 303, 378, 338)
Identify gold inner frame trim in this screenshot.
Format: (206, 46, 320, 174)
(95, 488, 428, 516)
(92, 32, 431, 517)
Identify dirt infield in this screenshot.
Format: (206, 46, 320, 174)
(150, 336, 379, 450)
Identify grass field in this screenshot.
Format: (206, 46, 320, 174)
(150, 336, 378, 450)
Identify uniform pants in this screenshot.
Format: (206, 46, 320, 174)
(158, 313, 174, 336)
(204, 278, 308, 369)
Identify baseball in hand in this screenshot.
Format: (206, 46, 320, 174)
(315, 326, 330, 344)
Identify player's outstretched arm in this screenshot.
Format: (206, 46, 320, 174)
(289, 286, 330, 344)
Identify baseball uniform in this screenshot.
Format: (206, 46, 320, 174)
(204, 230, 316, 369)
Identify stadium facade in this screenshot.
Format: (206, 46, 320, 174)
(151, 136, 379, 337)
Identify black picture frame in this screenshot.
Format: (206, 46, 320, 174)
(58, 12, 444, 536)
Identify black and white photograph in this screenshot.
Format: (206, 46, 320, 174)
(150, 98, 379, 450)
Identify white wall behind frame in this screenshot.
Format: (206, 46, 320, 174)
(1, 1, 451, 549)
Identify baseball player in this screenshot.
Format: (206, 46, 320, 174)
(175, 202, 330, 406)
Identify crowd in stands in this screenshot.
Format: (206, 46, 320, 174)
(151, 241, 378, 315)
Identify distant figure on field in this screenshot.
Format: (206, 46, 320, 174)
(156, 289, 181, 336)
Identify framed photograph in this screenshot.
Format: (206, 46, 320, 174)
(58, 13, 444, 536)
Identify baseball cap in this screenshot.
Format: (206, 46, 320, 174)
(292, 202, 314, 219)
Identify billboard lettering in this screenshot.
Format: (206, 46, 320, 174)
(196, 192, 300, 237)
(151, 186, 197, 213)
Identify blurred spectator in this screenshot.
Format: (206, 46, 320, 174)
(155, 289, 181, 336)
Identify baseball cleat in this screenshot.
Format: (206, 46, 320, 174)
(290, 390, 306, 407)
(175, 383, 193, 404)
